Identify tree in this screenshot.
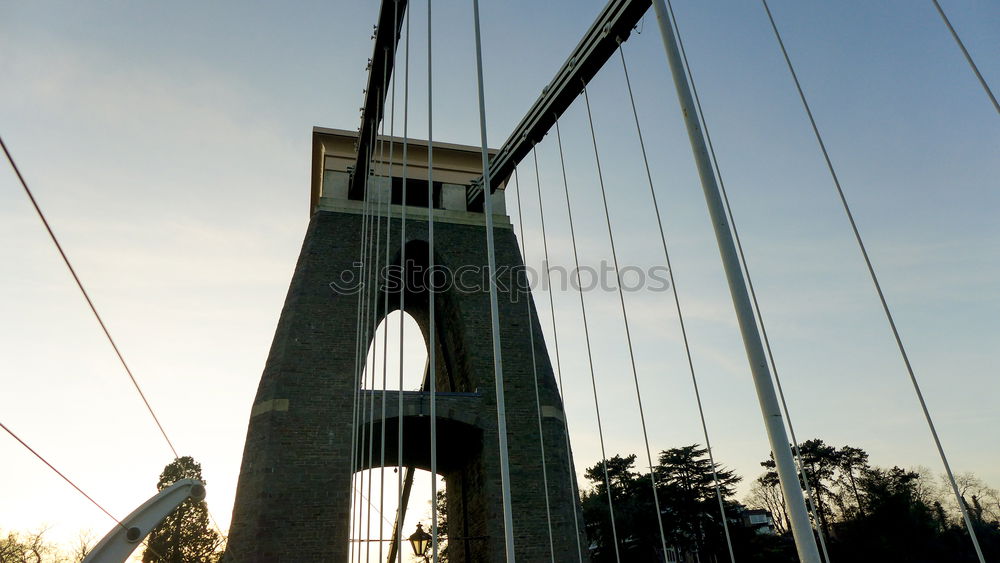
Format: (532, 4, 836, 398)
(656, 445, 741, 561)
(948, 471, 1000, 524)
(580, 448, 742, 562)
(0, 526, 91, 563)
(745, 476, 789, 535)
(762, 439, 840, 539)
(833, 466, 946, 561)
(1, 527, 57, 563)
(580, 441, 1000, 561)
(580, 454, 648, 562)
(760, 439, 875, 536)
(142, 456, 224, 563)
(834, 445, 869, 519)
(69, 530, 95, 563)
(434, 488, 449, 563)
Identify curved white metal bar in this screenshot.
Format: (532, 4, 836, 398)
(83, 479, 206, 563)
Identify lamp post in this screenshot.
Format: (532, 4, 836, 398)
(408, 523, 432, 562)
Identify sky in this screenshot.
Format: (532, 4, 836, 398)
(1, 0, 997, 558)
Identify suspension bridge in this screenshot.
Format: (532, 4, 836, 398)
(1, 0, 997, 562)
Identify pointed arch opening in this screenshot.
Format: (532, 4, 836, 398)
(361, 310, 427, 392)
(358, 237, 479, 395)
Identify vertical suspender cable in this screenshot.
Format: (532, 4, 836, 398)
(616, 43, 737, 563)
(355, 123, 373, 560)
(580, 83, 670, 559)
(534, 142, 585, 563)
(350, 123, 376, 559)
(930, 0, 999, 114)
(426, 1, 440, 561)
(358, 120, 380, 560)
(511, 166, 555, 562)
(362, 117, 386, 558)
(361, 76, 386, 563)
(379, 6, 399, 558)
(376, 152, 391, 560)
(648, 0, 822, 560)
(396, 6, 411, 561)
(760, 2, 986, 560)
(366, 75, 390, 559)
(554, 118, 622, 563)
(471, 1, 516, 560)
(378, 150, 392, 562)
(360, 106, 385, 559)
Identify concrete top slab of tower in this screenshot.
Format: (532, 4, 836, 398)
(310, 127, 508, 222)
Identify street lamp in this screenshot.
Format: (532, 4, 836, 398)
(408, 523, 432, 561)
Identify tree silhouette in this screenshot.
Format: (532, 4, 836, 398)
(657, 445, 741, 560)
(581, 447, 742, 562)
(142, 456, 223, 563)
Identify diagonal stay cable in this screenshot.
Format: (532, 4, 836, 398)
(2, 135, 179, 460)
(353, 479, 397, 530)
(760, 2, 986, 561)
(930, 0, 999, 114)
(0, 420, 171, 561)
(1, 420, 126, 527)
(3, 136, 242, 562)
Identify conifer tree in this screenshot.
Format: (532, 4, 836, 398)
(142, 456, 223, 563)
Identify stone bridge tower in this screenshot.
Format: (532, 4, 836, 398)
(226, 127, 584, 562)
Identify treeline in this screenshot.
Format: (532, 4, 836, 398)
(0, 528, 93, 563)
(581, 440, 1000, 562)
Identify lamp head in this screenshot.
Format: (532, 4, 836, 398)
(408, 523, 432, 557)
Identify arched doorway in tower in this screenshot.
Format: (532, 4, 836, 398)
(353, 308, 452, 561)
(360, 310, 427, 392)
(348, 468, 447, 562)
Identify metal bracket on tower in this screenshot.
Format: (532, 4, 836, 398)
(83, 479, 206, 563)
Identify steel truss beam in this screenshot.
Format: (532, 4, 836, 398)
(350, 0, 409, 201)
(467, 0, 652, 206)
(350, 0, 651, 205)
